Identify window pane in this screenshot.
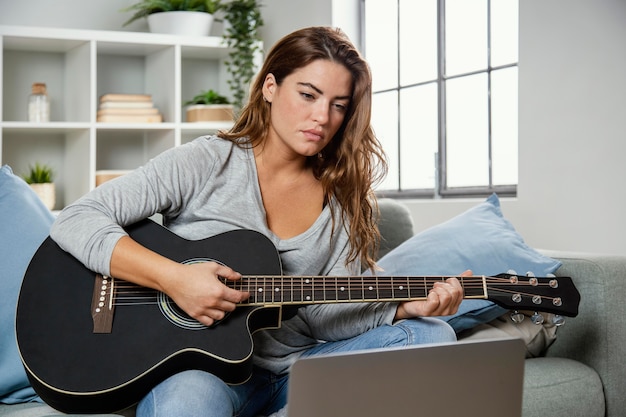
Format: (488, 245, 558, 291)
(491, 67, 518, 185)
(491, 0, 519, 67)
(371, 91, 399, 190)
(445, 0, 488, 76)
(365, 0, 398, 91)
(446, 73, 489, 187)
(364, 0, 519, 195)
(399, 0, 438, 85)
(400, 83, 438, 189)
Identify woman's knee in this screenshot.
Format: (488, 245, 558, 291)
(137, 370, 235, 417)
(393, 317, 457, 345)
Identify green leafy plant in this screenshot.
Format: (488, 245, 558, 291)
(22, 163, 54, 184)
(122, 0, 223, 26)
(184, 89, 231, 105)
(222, 0, 263, 109)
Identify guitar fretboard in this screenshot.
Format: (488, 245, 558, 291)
(227, 275, 488, 305)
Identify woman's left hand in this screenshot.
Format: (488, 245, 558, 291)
(394, 270, 469, 320)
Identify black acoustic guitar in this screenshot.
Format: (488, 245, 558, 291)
(16, 219, 580, 414)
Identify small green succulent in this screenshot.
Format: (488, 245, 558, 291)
(122, 0, 223, 27)
(23, 163, 54, 184)
(184, 89, 231, 106)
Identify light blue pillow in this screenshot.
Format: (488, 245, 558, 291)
(373, 193, 562, 332)
(0, 165, 53, 404)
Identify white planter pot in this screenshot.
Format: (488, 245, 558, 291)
(30, 183, 55, 210)
(186, 104, 235, 122)
(147, 11, 214, 37)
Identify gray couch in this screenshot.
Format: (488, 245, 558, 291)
(2, 199, 624, 417)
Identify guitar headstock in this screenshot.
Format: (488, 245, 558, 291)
(486, 273, 580, 317)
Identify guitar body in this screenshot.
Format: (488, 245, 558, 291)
(16, 220, 283, 414)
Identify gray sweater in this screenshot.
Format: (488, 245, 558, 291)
(51, 135, 397, 375)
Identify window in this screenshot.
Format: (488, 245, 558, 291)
(363, 0, 519, 197)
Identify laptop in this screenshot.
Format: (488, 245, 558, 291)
(287, 337, 525, 417)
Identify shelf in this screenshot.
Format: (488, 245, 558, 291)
(95, 122, 177, 130)
(0, 25, 227, 51)
(0, 24, 255, 209)
(1, 122, 91, 133)
(181, 121, 233, 132)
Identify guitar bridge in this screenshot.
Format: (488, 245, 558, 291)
(91, 273, 115, 333)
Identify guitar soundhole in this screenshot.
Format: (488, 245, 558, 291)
(157, 293, 209, 330)
(156, 257, 223, 330)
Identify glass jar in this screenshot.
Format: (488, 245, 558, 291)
(28, 82, 50, 122)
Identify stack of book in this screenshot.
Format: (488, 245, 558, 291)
(97, 94, 163, 123)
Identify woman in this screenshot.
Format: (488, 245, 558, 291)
(51, 27, 464, 417)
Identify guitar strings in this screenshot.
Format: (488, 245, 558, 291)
(108, 276, 560, 307)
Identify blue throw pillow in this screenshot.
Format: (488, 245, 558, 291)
(0, 165, 54, 404)
(373, 193, 562, 333)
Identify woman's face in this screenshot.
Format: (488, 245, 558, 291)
(262, 59, 352, 159)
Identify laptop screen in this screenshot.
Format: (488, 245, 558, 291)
(287, 337, 525, 417)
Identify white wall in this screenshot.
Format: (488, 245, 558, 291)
(260, 0, 333, 53)
(0, 0, 147, 32)
(404, 0, 626, 256)
(517, 0, 626, 256)
(0, 0, 334, 44)
(1, 0, 624, 255)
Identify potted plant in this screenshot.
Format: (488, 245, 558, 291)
(122, 0, 223, 36)
(222, 0, 264, 109)
(23, 163, 55, 210)
(184, 89, 234, 122)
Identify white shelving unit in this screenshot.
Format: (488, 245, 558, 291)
(0, 25, 251, 209)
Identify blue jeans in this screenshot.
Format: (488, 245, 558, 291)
(136, 317, 455, 417)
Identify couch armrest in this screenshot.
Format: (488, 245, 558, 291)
(540, 250, 626, 416)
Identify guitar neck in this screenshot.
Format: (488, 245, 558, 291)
(107, 271, 577, 319)
(229, 275, 488, 306)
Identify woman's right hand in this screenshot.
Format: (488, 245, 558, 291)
(110, 235, 250, 327)
(164, 261, 250, 326)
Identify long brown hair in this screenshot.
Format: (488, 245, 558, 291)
(219, 26, 387, 270)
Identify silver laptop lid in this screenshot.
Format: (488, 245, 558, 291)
(287, 337, 525, 417)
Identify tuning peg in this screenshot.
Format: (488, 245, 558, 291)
(526, 271, 539, 286)
(531, 312, 545, 325)
(552, 315, 566, 327)
(510, 311, 525, 323)
(545, 273, 560, 289)
(507, 269, 518, 275)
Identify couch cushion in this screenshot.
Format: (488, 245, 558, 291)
(522, 357, 604, 417)
(376, 198, 414, 259)
(0, 165, 54, 404)
(372, 193, 562, 332)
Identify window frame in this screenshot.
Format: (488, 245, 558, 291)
(362, 0, 518, 199)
